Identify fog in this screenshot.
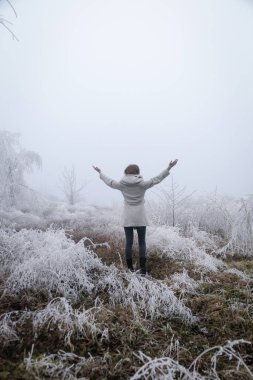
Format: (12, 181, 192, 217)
(1, 0, 253, 205)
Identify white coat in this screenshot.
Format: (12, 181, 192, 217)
(99, 169, 170, 227)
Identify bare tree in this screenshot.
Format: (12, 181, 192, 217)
(61, 166, 86, 205)
(0, 0, 18, 40)
(151, 175, 193, 227)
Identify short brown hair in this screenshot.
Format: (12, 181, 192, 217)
(124, 164, 140, 175)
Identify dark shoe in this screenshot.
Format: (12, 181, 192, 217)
(126, 258, 134, 271)
(139, 257, 146, 275)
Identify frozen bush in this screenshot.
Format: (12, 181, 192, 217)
(218, 199, 253, 257)
(33, 297, 108, 349)
(183, 223, 221, 251)
(195, 193, 233, 238)
(0, 227, 40, 277)
(169, 269, 199, 294)
(2, 228, 194, 323)
(25, 347, 93, 379)
(147, 226, 224, 271)
(4, 228, 104, 300)
(96, 267, 194, 322)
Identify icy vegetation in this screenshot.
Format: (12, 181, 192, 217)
(25, 348, 93, 380)
(0, 130, 42, 211)
(1, 218, 252, 378)
(33, 298, 109, 349)
(0, 131, 253, 378)
(0, 228, 193, 323)
(0, 312, 20, 344)
(147, 225, 223, 271)
(131, 340, 253, 380)
(24, 341, 253, 380)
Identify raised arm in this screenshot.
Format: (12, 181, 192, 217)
(93, 165, 123, 190)
(142, 159, 178, 190)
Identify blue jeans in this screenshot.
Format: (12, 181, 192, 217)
(124, 226, 146, 260)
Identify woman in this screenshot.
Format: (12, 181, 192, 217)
(93, 160, 178, 274)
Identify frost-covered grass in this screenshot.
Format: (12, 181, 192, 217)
(131, 340, 253, 380)
(147, 225, 224, 271)
(1, 228, 193, 322)
(3, 228, 101, 301)
(24, 341, 253, 380)
(0, 312, 20, 345)
(33, 298, 109, 349)
(1, 131, 252, 378)
(25, 348, 93, 380)
(1, 212, 253, 379)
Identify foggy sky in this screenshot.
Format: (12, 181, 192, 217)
(0, 0, 253, 205)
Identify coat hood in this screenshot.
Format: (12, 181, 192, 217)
(120, 174, 143, 185)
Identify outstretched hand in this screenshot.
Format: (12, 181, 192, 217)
(168, 159, 178, 171)
(93, 165, 101, 173)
